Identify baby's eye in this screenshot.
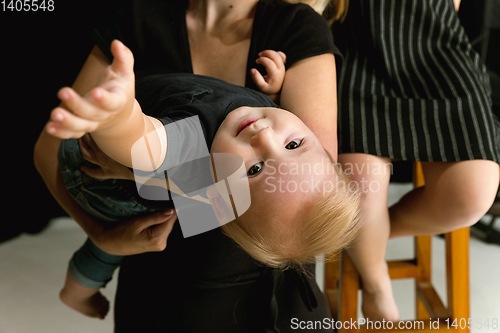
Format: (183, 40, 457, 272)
(285, 139, 303, 150)
(247, 162, 264, 177)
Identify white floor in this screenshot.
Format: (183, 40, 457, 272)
(1, 184, 500, 333)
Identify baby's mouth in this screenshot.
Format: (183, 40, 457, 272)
(236, 117, 259, 136)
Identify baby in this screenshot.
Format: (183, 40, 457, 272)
(47, 40, 361, 319)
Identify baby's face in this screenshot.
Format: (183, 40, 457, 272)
(211, 107, 335, 226)
(212, 106, 331, 179)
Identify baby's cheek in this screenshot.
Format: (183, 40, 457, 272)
(210, 133, 228, 154)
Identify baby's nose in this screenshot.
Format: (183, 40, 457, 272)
(250, 127, 277, 151)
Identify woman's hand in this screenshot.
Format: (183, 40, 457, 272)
(77, 133, 179, 256)
(79, 134, 134, 181)
(93, 209, 178, 256)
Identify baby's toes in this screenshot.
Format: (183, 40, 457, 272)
(90, 292, 110, 319)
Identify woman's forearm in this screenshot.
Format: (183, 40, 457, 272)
(34, 46, 110, 240)
(280, 53, 339, 160)
(34, 130, 105, 241)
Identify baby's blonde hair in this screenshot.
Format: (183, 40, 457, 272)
(221, 163, 361, 272)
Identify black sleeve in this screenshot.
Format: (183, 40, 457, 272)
(91, 0, 141, 61)
(252, 0, 342, 70)
(91, 0, 192, 78)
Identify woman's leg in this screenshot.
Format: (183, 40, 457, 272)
(338, 153, 399, 321)
(390, 160, 499, 238)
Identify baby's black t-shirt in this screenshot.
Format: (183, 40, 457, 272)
(133, 73, 276, 201)
(136, 73, 276, 155)
(130, 73, 276, 236)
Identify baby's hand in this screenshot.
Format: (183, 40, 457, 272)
(47, 40, 136, 139)
(250, 50, 286, 101)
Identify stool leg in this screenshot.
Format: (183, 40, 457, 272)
(413, 162, 433, 319)
(415, 235, 432, 319)
(324, 259, 340, 319)
(446, 227, 470, 333)
(338, 251, 359, 333)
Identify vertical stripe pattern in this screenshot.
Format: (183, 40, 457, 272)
(335, 0, 500, 163)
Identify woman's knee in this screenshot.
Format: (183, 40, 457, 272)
(459, 171, 499, 227)
(446, 194, 496, 230)
(423, 160, 499, 230)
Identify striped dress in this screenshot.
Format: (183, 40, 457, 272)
(335, 0, 500, 163)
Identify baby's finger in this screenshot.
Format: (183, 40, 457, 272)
(110, 40, 135, 78)
(89, 86, 126, 112)
(258, 50, 286, 69)
(49, 106, 99, 135)
(46, 119, 86, 139)
(250, 68, 270, 91)
(58, 87, 102, 120)
(277, 51, 287, 64)
(256, 56, 278, 72)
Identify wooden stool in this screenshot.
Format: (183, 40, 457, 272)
(324, 162, 470, 332)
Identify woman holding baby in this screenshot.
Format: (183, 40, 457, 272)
(35, 0, 348, 331)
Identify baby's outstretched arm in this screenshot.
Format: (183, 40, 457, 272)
(47, 40, 166, 171)
(47, 40, 136, 139)
(250, 50, 287, 103)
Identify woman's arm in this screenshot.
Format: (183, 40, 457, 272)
(34, 45, 110, 239)
(279, 53, 338, 160)
(34, 45, 176, 255)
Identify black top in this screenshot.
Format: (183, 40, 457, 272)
(93, 0, 341, 90)
(92, 1, 338, 332)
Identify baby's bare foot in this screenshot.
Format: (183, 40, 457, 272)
(361, 264, 400, 322)
(60, 288, 110, 319)
(362, 289, 400, 322)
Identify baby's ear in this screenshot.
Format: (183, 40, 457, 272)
(206, 185, 235, 225)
